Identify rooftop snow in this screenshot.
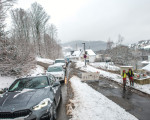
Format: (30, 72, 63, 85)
(72, 50, 81, 57)
(141, 61, 150, 64)
(86, 49, 96, 56)
(143, 44, 150, 49)
(142, 64, 150, 71)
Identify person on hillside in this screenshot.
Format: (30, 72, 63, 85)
(122, 70, 127, 90)
(127, 68, 134, 86)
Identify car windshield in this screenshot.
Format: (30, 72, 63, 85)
(47, 66, 63, 72)
(55, 59, 65, 63)
(8, 76, 49, 92)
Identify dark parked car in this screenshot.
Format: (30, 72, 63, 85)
(0, 74, 61, 120)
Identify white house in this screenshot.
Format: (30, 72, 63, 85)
(143, 45, 150, 50)
(80, 49, 96, 63)
(69, 50, 82, 62)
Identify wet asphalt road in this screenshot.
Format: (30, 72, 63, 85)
(56, 83, 68, 120)
(87, 78, 150, 120)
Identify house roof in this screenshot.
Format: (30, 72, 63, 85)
(143, 45, 150, 49)
(86, 49, 96, 56)
(72, 50, 82, 57)
(142, 64, 150, 71)
(141, 61, 150, 64)
(64, 52, 71, 57)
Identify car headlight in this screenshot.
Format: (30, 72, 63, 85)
(33, 98, 51, 110)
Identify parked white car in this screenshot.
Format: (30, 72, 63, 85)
(54, 59, 66, 69)
(46, 65, 65, 82)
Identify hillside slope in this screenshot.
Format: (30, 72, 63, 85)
(62, 40, 106, 52)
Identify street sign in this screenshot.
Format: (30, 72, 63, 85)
(82, 72, 99, 81)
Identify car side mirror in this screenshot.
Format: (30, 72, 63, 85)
(52, 81, 60, 87)
(3, 88, 8, 92)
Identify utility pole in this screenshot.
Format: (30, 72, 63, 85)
(82, 43, 86, 66)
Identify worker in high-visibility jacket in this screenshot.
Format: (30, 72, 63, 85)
(122, 70, 127, 90)
(127, 68, 134, 86)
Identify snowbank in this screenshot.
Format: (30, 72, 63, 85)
(29, 65, 45, 76)
(36, 57, 54, 64)
(76, 61, 121, 82)
(76, 61, 150, 95)
(90, 62, 120, 71)
(0, 65, 45, 90)
(0, 76, 15, 90)
(70, 76, 137, 120)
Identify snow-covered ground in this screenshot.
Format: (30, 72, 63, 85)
(0, 65, 45, 91)
(0, 76, 15, 90)
(70, 76, 138, 120)
(0, 58, 48, 91)
(76, 61, 150, 95)
(36, 57, 54, 64)
(29, 65, 45, 76)
(90, 62, 120, 71)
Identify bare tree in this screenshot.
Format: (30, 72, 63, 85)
(10, 8, 31, 56)
(0, 0, 16, 60)
(0, 1, 63, 76)
(30, 2, 50, 56)
(0, 0, 16, 49)
(118, 34, 124, 45)
(46, 24, 58, 58)
(107, 38, 114, 50)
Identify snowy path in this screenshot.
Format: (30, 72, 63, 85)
(70, 76, 138, 120)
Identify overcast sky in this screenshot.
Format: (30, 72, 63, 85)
(12, 0, 150, 45)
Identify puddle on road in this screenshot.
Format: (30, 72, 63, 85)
(87, 79, 150, 120)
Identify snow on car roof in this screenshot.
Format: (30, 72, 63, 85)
(48, 64, 63, 67)
(55, 59, 65, 60)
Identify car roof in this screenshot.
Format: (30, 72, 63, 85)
(48, 64, 63, 67)
(55, 59, 65, 60)
(18, 74, 51, 80)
